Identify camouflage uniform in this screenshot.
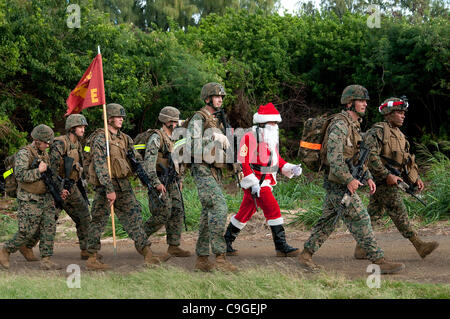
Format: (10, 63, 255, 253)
(364, 121, 416, 238)
(25, 135, 91, 252)
(87, 129, 151, 254)
(4, 145, 57, 258)
(143, 128, 184, 246)
(188, 110, 228, 257)
(303, 110, 384, 262)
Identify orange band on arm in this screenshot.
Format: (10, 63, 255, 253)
(300, 141, 322, 150)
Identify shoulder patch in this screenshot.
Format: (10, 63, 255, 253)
(239, 144, 248, 157)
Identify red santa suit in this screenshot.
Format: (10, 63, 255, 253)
(231, 104, 296, 229)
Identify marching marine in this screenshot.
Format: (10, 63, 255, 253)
(23, 114, 92, 261)
(298, 85, 405, 274)
(142, 106, 191, 257)
(359, 97, 439, 259)
(187, 82, 237, 272)
(0, 124, 61, 270)
(85, 103, 161, 270)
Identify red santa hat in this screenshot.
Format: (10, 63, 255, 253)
(253, 103, 282, 124)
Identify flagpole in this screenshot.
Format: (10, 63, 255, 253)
(99, 45, 117, 256)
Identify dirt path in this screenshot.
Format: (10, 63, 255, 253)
(4, 226, 449, 285)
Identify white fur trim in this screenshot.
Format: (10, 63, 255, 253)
(281, 163, 296, 179)
(231, 215, 246, 230)
(240, 173, 259, 189)
(261, 180, 273, 189)
(267, 217, 284, 226)
(253, 113, 282, 124)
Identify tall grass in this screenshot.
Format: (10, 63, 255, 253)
(0, 214, 17, 241)
(405, 141, 450, 222)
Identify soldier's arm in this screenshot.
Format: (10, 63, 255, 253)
(128, 135, 143, 162)
(364, 128, 389, 181)
(49, 140, 65, 182)
(143, 133, 163, 188)
(327, 120, 354, 185)
(92, 134, 115, 194)
(14, 149, 41, 183)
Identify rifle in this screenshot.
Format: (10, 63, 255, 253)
(31, 158, 64, 210)
(384, 162, 427, 207)
(213, 108, 242, 188)
(158, 151, 187, 231)
(77, 179, 90, 206)
(62, 156, 90, 206)
(126, 149, 163, 205)
(341, 141, 371, 207)
(62, 156, 75, 192)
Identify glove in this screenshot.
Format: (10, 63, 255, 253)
(251, 184, 261, 198)
(292, 164, 302, 177)
(213, 132, 231, 150)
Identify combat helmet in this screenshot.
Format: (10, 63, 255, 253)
(200, 82, 226, 102)
(341, 85, 370, 105)
(31, 124, 54, 144)
(378, 97, 409, 115)
(158, 106, 180, 123)
(106, 103, 126, 118)
(65, 114, 88, 131)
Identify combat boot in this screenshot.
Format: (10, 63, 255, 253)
(373, 258, 405, 274)
(81, 250, 103, 260)
(298, 248, 323, 272)
(215, 253, 238, 272)
(270, 225, 299, 257)
(167, 245, 191, 257)
(40, 257, 63, 270)
(194, 256, 215, 272)
(0, 247, 10, 269)
(86, 253, 110, 270)
(409, 235, 439, 259)
(224, 222, 241, 256)
(354, 244, 368, 260)
(142, 246, 164, 266)
(19, 246, 38, 262)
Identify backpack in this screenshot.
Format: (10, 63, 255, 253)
(298, 113, 335, 172)
(2, 145, 43, 198)
(3, 154, 17, 198)
(133, 129, 162, 158)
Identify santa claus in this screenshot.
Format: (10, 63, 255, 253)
(224, 103, 302, 257)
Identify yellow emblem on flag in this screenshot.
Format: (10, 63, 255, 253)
(239, 144, 248, 157)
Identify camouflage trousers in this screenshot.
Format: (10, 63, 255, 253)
(191, 164, 227, 256)
(4, 195, 57, 257)
(87, 182, 150, 254)
(367, 183, 417, 239)
(25, 186, 91, 251)
(144, 181, 184, 246)
(304, 180, 384, 262)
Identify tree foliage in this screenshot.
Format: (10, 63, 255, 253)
(0, 0, 448, 166)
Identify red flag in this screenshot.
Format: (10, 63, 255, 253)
(65, 54, 105, 116)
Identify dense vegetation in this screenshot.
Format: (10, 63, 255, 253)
(0, 0, 448, 161)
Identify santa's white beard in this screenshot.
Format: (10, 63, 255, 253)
(263, 124, 279, 155)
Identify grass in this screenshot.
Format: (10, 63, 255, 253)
(0, 214, 17, 242)
(0, 266, 448, 299)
